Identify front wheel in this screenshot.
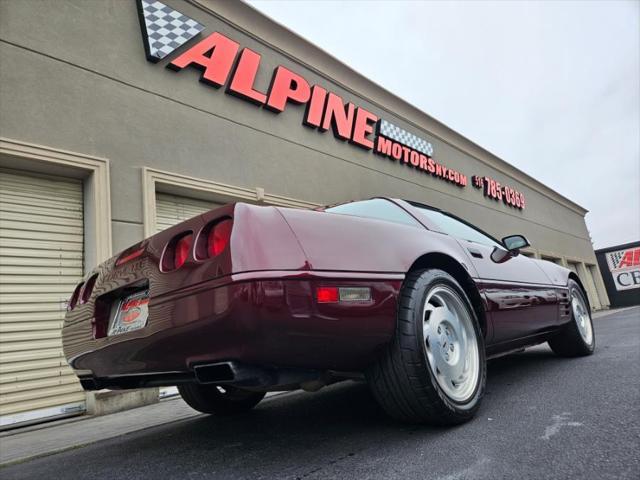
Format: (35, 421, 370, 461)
(178, 383, 266, 415)
(548, 280, 595, 357)
(367, 269, 486, 425)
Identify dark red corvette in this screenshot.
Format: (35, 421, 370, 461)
(63, 198, 595, 424)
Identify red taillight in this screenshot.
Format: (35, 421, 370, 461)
(174, 234, 192, 269)
(207, 219, 232, 257)
(317, 286, 339, 303)
(80, 274, 98, 304)
(161, 232, 193, 272)
(68, 282, 84, 310)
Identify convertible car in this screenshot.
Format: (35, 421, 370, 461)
(63, 198, 595, 425)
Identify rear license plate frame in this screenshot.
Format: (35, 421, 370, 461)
(107, 290, 150, 337)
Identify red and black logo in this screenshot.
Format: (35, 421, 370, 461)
(609, 247, 640, 270)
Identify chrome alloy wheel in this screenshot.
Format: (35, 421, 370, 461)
(422, 286, 480, 403)
(572, 290, 593, 346)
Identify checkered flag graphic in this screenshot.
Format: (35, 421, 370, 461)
(138, 0, 204, 62)
(606, 250, 625, 270)
(378, 119, 434, 157)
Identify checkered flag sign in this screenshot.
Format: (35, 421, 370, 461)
(606, 250, 626, 271)
(378, 119, 434, 157)
(138, 0, 204, 62)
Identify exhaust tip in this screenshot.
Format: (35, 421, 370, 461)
(79, 377, 102, 390)
(193, 362, 235, 384)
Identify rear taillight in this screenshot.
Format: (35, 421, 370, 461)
(174, 234, 192, 269)
(80, 274, 98, 304)
(207, 219, 232, 257)
(195, 219, 233, 260)
(161, 232, 193, 271)
(68, 282, 84, 310)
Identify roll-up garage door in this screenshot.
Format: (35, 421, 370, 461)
(0, 169, 85, 426)
(155, 193, 222, 233)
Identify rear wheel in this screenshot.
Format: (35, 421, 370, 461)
(178, 383, 266, 415)
(548, 280, 595, 357)
(367, 269, 486, 425)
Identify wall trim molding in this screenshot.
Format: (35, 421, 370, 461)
(141, 167, 320, 237)
(0, 137, 112, 269)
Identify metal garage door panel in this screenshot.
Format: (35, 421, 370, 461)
(0, 357, 68, 374)
(0, 169, 85, 423)
(0, 200, 82, 219)
(155, 193, 222, 233)
(1, 293, 79, 304)
(0, 257, 83, 268)
(0, 237, 82, 251)
(0, 347, 63, 365)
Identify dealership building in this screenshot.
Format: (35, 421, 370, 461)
(0, 0, 610, 426)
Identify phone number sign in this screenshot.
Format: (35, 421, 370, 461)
(472, 175, 526, 210)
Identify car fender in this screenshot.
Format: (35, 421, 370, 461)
(531, 258, 572, 287)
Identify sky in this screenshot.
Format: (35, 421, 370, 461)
(247, 0, 640, 249)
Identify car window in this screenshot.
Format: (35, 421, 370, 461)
(325, 199, 421, 227)
(412, 205, 502, 248)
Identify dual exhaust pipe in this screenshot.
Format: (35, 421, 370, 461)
(193, 361, 326, 390)
(78, 361, 331, 391)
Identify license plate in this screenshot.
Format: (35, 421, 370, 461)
(108, 290, 149, 336)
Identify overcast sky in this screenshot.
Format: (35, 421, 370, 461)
(247, 0, 639, 249)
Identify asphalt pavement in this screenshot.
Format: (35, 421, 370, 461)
(2, 307, 639, 480)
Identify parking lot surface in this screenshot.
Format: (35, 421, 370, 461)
(2, 307, 638, 480)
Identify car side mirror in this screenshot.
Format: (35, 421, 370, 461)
(490, 235, 531, 263)
(502, 234, 530, 252)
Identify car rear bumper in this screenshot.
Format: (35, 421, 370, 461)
(62, 270, 402, 388)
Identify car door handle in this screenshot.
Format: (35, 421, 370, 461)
(468, 248, 483, 259)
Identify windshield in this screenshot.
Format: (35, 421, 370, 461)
(410, 204, 502, 248)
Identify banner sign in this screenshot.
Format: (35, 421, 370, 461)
(605, 247, 640, 291)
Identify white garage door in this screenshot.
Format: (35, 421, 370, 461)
(0, 169, 85, 426)
(155, 193, 222, 233)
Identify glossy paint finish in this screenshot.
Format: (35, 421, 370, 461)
(446, 237, 567, 344)
(62, 199, 575, 388)
(479, 281, 561, 344)
(276, 205, 474, 274)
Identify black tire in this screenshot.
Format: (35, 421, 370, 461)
(178, 383, 266, 415)
(548, 280, 595, 357)
(366, 269, 486, 425)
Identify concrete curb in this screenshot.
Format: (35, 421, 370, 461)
(592, 306, 637, 320)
